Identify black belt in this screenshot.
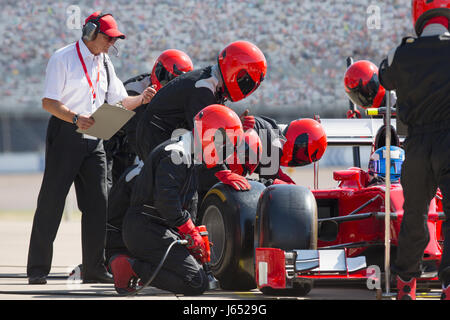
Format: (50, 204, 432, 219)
(50, 115, 100, 140)
(51, 115, 77, 129)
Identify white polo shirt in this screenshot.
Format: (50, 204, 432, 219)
(42, 39, 128, 116)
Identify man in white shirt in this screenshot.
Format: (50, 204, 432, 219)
(27, 11, 155, 285)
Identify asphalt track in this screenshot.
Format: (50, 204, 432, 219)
(0, 220, 442, 301)
(0, 171, 443, 303)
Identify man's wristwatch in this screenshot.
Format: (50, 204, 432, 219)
(72, 113, 79, 125)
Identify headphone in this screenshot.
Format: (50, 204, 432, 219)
(82, 12, 112, 42)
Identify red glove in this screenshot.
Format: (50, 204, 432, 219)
(178, 219, 208, 264)
(276, 168, 296, 184)
(240, 109, 255, 131)
(215, 170, 251, 191)
(242, 116, 255, 131)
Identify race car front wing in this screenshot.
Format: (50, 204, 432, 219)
(255, 248, 368, 290)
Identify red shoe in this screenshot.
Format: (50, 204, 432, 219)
(396, 276, 416, 300)
(109, 255, 139, 295)
(441, 285, 450, 300)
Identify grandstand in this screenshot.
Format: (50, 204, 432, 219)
(0, 0, 412, 154)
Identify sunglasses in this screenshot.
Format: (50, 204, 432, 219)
(99, 32, 118, 43)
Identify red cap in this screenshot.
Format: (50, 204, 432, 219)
(85, 11, 125, 39)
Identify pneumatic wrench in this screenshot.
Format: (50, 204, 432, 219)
(197, 225, 219, 290)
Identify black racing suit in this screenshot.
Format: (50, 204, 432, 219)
(251, 116, 286, 183)
(379, 31, 450, 284)
(104, 73, 152, 187)
(105, 162, 142, 263)
(122, 134, 207, 295)
(135, 66, 225, 161)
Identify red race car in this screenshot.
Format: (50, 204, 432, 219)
(198, 115, 444, 296)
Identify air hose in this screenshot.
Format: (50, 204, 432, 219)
(0, 239, 188, 297)
(126, 239, 188, 296)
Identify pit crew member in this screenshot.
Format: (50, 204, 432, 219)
(378, 0, 450, 300)
(134, 41, 267, 195)
(105, 49, 193, 186)
(110, 104, 244, 295)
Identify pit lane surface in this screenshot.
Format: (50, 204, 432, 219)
(0, 220, 441, 301)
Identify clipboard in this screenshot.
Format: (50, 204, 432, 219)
(76, 103, 135, 140)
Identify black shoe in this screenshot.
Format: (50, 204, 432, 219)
(28, 276, 47, 285)
(82, 271, 114, 284)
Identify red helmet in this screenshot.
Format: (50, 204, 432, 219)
(217, 41, 267, 102)
(226, 129, 263, 176)
(280, 119, 327, 167)
(193, 104, 244, 169)
(344, 60, 386, 109)
(412, 0, 450, 36)
(151, 49, 194, 91)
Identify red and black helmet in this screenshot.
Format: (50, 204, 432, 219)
(280, 119, 327, 167)
(344, 60, 386, 109)
(217, 41, 267, 102)
(151, 49, 194, 91)
(193, 104, 244, 169)
(412, 0, 450, 36)
(227, 129, 263, 176)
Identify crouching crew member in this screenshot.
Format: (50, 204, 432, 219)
(110, 104, 244, 295)
(135, 41, 267, 197)
(105, 49, 193, 187)
(104, 50, 194, 271)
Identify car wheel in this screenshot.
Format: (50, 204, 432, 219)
(255, 184, 317, 296)
(199, 180, 266, 291)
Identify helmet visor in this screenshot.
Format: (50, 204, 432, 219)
(368, 159, 403, 177)
(154, 61, 180, 87)
(346, 73, 380, 108)
(290, 133, 311, 167)
(214, 128, 237, 164)
(236, 69, 261, 97)
(199, 128, 238, 168)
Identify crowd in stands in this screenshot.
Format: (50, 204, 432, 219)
(0, 0, 412, 117)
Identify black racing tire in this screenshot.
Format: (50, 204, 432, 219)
(254, 184, 317, 297)
(199, 180, 266, 291)
(255, 184, 318, 251)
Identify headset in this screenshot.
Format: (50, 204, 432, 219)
(82, 12, 112, 42)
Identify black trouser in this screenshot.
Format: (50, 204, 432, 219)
(104, 136, 136, 192)
(105, 166, 138, 263)
(393, 128, 450, 285)
(122, 210, 208, 295)
(27, 116, 108, 278)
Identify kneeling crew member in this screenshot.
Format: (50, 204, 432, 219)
(110, 104, 244, 295)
